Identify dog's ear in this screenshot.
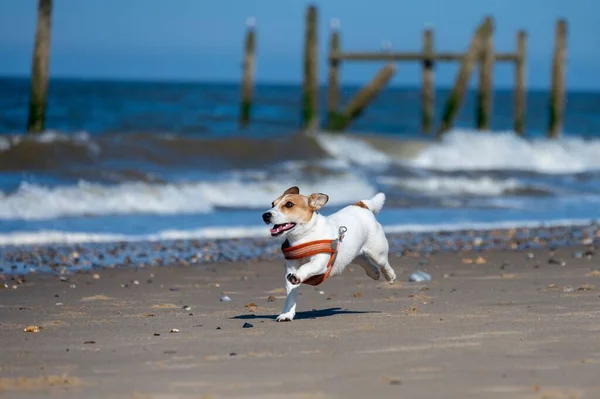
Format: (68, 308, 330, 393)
(283, 186, 300, 195)
(308, 193, 329, 211)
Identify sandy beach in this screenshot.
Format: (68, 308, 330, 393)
(1, 241, 600, 399)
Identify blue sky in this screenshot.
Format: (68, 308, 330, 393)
(1, 0, 598, 89)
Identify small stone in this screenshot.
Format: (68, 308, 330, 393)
(319, 291, 325, 295)
(60, 276, 68, 282)
(56, 302, 64, 306)
(353, 292, 362, 298)
(92, 273, 100, 280)
(242, 322, 253, 328)
(182, 305, 191, 311)
(170, 328, 180, 333)
(154, 333, 160, 336)
(548, 258, 566, 266)
(409, 270, 432, 282)
(132, 280, 140, 285)
(267, 295, 276, 302)
(245, 303, 258, 313)
(229, 352, 237, 356)
(563, 286, 574, 293)
(69, 284, 76, 288)
(578, 284, 595, 291)
(84, 340, 96, 344)
(526, 252, 535, 260)
(24, 325, 40, 333)
(220, 295, 231, 302)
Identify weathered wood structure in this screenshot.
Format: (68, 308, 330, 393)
(239, 5, 567, 139)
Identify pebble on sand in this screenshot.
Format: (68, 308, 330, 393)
(170, 328, 180, 333)
(242, 323, 253, 329)
(220, 295, 231, 302)
(24, 325, 41, 333)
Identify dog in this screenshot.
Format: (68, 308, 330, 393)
(262, 186, 396, 322)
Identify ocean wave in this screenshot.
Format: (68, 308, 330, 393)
(315, 134, 392, 165)
(378, 175, 524, 196)
(0, 218, 594, 246)
(408, 130, 600, 174)
(0, 130, 99, 153)
(0, 175, 376, 221)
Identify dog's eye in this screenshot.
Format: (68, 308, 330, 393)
(285, 201, 294, 208)
(271, 202, 275, 208)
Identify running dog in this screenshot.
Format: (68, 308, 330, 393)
(262, 186, 396, 322)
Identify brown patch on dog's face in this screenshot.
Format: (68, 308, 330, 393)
(265, 187, 330, 237)
(274, 194, 313, 224)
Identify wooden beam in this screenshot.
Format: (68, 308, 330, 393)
(514, 30, 527, 135)
(326, 19, 341, 130)
(548, 19, 567, 138)
(302, 5, 319, 132)
(27, 0, 53, 134)
(330, 51, 517, 63)
(239, 18, 256, 129)
(437, 17, 493, 137)
(421, 27, 435, 134)
(476, 17, 494, 130)
(329, 64, 397, 131)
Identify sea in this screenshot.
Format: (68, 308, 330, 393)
(1, 77, 600, 248)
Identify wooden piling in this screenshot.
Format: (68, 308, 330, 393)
(302, 5, 319, 132)
(239, 18, 256, 128)
(476, 17, 494, 131)
(328, 64, 397, 131)
(437, 17, 493, 138)
(421, 26, 435, 134)
(514, 30, 527, 135)
(27, 0, 53, 134)
(326, 19, 341, 130)
(548, 19, 567, 138)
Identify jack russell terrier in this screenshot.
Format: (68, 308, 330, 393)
(262, 186, 397, 322)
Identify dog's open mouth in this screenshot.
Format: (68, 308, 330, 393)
(270, 223, 296, 236)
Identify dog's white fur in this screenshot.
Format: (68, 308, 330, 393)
(263, 188, 396, 322)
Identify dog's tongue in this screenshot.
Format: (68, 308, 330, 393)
(270, 223, 293, 235)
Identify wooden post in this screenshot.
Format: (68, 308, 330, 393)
(437, 17, 493, 138)
(326, 18, 341, 130)
(548, 19, 567, 138)
(421, 26, 435, 134)
(27, 0, 53, 134)
(302, 5, 319, 132)
(476, 17, 494, 131)
(328, 64, 397, 131)
(239, 18, 256, 128)
(514, 30, 527, 135)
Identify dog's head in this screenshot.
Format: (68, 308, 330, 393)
(262, 186, 329, 238)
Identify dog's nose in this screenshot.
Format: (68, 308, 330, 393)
(262, 212, 272, 223)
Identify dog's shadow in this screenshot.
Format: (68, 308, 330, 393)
(230, 307, 379, 321)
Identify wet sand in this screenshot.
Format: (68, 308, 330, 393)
(1, 244, 600, 398)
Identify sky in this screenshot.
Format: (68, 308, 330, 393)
(0, 0, 599, 89)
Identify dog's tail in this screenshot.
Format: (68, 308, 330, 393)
(354, 192, 386, 214)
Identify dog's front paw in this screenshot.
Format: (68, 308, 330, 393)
(286, 273, 301, 285)
(276, 311, 295, 322)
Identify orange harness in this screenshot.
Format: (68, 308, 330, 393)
(281, 226, 347, 286)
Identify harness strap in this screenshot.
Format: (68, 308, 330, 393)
(281, 226, 346, 286)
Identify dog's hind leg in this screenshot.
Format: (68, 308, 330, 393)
(362, 231, 396, 284)
(353, 255, 380, 281)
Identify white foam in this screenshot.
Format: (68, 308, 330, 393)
(0, 130, 99, 153)
(0, 174, 376, 220)
(315, 134, 391, 165)
(378, 175, 523, 196)
(0, 218, 593, 247)
(408, 130, 600, 174)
